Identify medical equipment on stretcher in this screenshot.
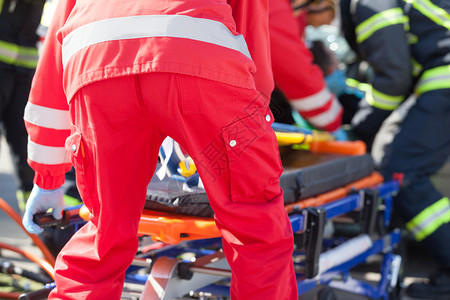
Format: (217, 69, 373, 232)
(17, 125, 402, 300)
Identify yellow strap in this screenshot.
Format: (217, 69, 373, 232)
(275, 131, 333, 146)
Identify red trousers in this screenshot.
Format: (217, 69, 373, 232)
(50, 73, 297, 299)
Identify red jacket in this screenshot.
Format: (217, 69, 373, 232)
(269, 0, 342, 131)
(24, 0, 273, 189)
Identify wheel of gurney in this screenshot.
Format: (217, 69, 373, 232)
(314, 286, 337, 300)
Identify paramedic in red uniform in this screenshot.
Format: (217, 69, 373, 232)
(21, 0, 298, 299)
(269, 0, 346, 136)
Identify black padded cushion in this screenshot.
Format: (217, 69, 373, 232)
(145, 147, 374, 217)
(278, 147, 373, 203)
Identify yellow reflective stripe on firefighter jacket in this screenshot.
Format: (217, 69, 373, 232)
(406, 197, 450, 241)
(0, 39, 39, 68)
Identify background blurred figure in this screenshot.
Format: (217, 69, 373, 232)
(309, 39, 339, 77)
(0, 0, 45, 213)
(340, 0, 450, 298)
(302, 0, 336, 28)
(268, 0, 347, 140)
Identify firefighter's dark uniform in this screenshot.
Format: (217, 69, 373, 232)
(341, 0, 450, 298)
(0, 0, 45, 211)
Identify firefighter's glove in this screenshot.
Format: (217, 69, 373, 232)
(331, 127, 348, 141)
(325, 69, 347, 97)
(351, 99, 391, 147)
(22, 184, 65, 234)
(343, 85, 365, 99)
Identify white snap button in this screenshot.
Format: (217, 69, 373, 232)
(229, 140, 237, 147)
(265, 114, 271, 122)
(71, 144, 77, 152)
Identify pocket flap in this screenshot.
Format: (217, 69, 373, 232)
(220, 105, 281, 203)
(221, 105, 274, 154)
(65, 125, 83, 157)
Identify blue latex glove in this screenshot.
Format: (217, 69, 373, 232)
(343, 85, 365, 99)
(325, 69, 347, 97)
(331, 128, 348, 141)
(22, 184, 65, 234)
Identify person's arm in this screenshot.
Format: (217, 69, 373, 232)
(348, 0, 413, 144)
(22, 0, 76, 233)
(24, 0, 75, 190)
(269, 0, 343, 132)
(227, 0, 274, 100)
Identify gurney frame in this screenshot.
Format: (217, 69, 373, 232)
(121, 177, 402, 300)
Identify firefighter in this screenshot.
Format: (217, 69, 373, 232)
(269, 0, 348, 139)
(21, 0, 298, 299)
(0, 0, 45, 213)
(340, 0, 450, 298)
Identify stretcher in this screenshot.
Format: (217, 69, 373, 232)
(129, 146, 402, 300)
(18, 129, 402, 300)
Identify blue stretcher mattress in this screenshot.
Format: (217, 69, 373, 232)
(145, 147, 374, 218)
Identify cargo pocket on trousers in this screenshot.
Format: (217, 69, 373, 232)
(65, 125, 90, 204)
(221, 105, 283, 204)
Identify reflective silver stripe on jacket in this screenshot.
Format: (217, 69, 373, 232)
(291, 88, 333, 111)
(62, 14, 252, 67)
(305, 97, 341, 128)
(28, 139, 70, 165)
(24, 102, 71, 130)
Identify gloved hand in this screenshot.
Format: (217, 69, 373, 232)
(325, 69, 347, 97)
(343, 85, 365, 99)
(331, 127, 348, 141)
(351, 99, 391, 148)
(22, 184, 65, 234)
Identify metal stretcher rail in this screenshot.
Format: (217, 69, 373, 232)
(17, 131, 402, 300)
(130, 178, 401, 300)
(20, 174, 400, 300)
